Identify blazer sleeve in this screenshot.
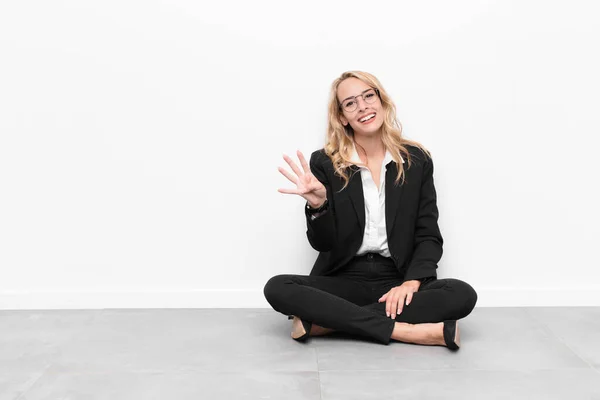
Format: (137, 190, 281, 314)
(403, 154, 444, 282)
(305, 151, 336, 252)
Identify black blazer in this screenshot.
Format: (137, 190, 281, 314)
(305, 144, 443, 282)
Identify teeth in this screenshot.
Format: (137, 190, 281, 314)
(360, 114, 375, 122)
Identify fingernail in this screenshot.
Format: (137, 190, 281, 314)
(386, 312, 389, 317)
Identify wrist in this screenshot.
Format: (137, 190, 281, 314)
(306, 199, 329, 219)
(307, 199, 327, 210)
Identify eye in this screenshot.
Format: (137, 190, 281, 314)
(345, 100, 355, 108)
(365, 93, 374, 98)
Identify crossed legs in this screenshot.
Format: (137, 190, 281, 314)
(264, 274, 477, 345)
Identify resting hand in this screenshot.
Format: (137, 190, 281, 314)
(378, 280, 421, 319)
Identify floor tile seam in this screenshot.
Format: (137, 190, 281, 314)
(39, 370, 169, 375)
(316, 366, 596, 373)
(522, 307, 596, 370)
(15, 363, 52, 400)
(315, 346, 323, 400)
(37, 368, 322, 374)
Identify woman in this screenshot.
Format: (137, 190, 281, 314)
(263, 71, 477, 349)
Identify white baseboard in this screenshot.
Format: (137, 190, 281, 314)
(476, 287, 600, 307)
(1, 287, 599, 310)
(0, 289, 269, 310)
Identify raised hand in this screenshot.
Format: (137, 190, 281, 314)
(278, 150, 327, 207)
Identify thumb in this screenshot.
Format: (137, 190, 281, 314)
(378, 293, 388, 302)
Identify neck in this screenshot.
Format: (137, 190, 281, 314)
(354, 133, 385, 162)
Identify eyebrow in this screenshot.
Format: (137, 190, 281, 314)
(340, 88, 372, 103)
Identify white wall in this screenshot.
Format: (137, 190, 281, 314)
(1, 0, 599, 309)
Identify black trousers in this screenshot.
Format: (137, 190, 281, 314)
(263, 252, 478, 345)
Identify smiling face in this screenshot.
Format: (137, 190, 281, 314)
(337, 77, 384, 138)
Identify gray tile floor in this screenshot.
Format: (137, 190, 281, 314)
(1, 307, 600, 399)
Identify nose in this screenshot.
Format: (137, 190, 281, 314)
(356, 95, 369, 111)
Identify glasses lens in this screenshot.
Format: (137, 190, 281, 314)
(343, 99, 356, 112)
(364, 89, 377, 103)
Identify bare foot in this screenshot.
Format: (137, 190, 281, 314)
(454, 322, 461, 347)
(310, 323, 335, 336)
(291, 316, 309, 339)
(421, 322, 447, 346)
(391, 321, 454, 347)
(290, 316, 335, 339)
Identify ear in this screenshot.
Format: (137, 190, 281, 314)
(340, 115, 349, 126)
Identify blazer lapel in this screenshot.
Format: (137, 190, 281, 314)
(346, 165, 366, 234)
(385, 161, 405, 240)
(345, 162, 404, 239)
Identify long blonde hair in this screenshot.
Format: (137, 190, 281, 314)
(324, 71, 431, 190)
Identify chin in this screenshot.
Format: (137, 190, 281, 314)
(354, 130, 378, 139)
(355, 125, 383, 136)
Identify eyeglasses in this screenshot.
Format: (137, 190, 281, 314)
(339, 88, 380, 113)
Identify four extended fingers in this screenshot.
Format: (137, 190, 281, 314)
(278, 166, 298, 185)
(278, 150, 312, 194)
(282, 153, 304, 178)
(297, 150, 311, 175)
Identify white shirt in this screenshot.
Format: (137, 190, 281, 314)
(349, 144, 405, 258)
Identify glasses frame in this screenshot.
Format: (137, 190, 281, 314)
(338, 88, 380, 113)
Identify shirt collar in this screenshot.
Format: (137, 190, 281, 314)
(349, 142, 404, 168)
